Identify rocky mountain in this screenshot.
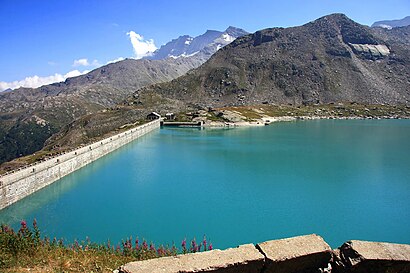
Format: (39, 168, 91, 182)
(134, 14, 410, 109)
(372, 16, 410, 29)
(0, 26, 247, 165)
(148, 26, 248, 60)
(44, 14, 410, 163)
(3, 13, 410, 170)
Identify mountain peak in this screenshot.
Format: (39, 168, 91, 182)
(148, 26, 248, 60)
(138, 13, 410, 109)
(311, 13, 356, 26)
(307, 13, 380, 45)
(224, 26, 248, 37)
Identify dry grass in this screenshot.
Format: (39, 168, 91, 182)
(218, 103, 410, 119)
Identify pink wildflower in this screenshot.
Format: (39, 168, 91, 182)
(203, 236, 207, 251)
(135, 238, 140, 250)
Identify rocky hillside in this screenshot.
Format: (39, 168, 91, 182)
(2, 14, 410, 169)
(0, 27, 248, 165)
(134, 14, 410, 109)
(0, 57, 201, 164)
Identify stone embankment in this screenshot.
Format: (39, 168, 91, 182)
(0, 119, 160, 210)
(118, 234, 410, 273)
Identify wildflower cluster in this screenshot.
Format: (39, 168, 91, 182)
(0, 219, 213, 270)
(185, 236, 213, 253)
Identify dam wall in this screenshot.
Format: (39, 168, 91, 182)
(0, 119, 160, 210)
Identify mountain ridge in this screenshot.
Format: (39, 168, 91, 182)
(147, 26, 248, 60)
(372, 16, 410, 29)
(1, 14, 410, 170)
(134, 13, 409, 109)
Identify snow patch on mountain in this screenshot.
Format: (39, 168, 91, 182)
(185, 37, 193, 45)
(222, 33, 235, 42)
(147, 26, 248, 60)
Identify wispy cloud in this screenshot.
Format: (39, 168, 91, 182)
(73, 58, 100, 67)
(0, 70, 89, 91)
(127, 31, 157, 59)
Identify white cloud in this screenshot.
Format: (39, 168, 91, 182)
(0, 70, 89, 91)
(73, 58, 90, 66)
(127, 31, 157, 59)
(73, 58, 100, 67)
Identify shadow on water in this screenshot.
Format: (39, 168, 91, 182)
(0, 131, 157, 230)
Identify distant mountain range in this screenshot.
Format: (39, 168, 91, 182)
(372, 16, 410, 29)
(0, 27, 248, 165)
(148, 26, 248, 60)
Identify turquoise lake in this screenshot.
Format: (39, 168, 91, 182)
(0, 119, 409, 249)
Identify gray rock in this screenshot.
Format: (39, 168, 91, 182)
(256, 234, 332, 273)
(333, 240, 410, 273)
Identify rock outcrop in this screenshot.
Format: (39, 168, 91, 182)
(333, 240, 410, 273)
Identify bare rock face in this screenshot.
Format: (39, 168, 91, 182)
(256, 234, 332, 273)
(119, 244, 264, 273)
(348, 44, 390, 59)
(333, 240, 410, 273)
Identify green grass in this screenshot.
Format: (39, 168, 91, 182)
(0, 220, 212, 273)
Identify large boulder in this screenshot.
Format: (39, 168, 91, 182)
(256, 234, 332, 273)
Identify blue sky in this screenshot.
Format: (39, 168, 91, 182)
(0, 0, 409, 90)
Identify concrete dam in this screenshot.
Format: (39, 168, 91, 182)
(0, 119, 160, 210)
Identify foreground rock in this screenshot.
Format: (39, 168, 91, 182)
(256, 234, 332, 273)
(117, 235, 410, 273)
(333, 240, 410, 273)
(119, 244, 264, 273)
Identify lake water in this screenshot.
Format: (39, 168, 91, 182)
(0, 119, 409, 249)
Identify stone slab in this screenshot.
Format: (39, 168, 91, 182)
(335, 240, 410, 273)
(119, 244, 264, 273)
(256, 234, 332, 273)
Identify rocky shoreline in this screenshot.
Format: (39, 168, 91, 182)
(1, 103, 409, 173)
(200, 113, 410, 128)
